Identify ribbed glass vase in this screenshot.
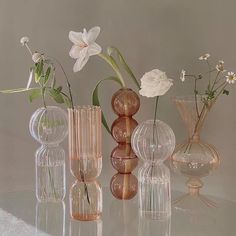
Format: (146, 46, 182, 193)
(68, 106, 102, 181)
(29, 106, 68, 202)
(131, 119, 175, 219)
(170, 96, 220, 208)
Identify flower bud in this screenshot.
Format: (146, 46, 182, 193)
(32, 52, 43, 63)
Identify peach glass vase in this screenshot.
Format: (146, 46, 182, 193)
(171, 96, 220, 208)
(110, 88, 140, 174)
(68, 106, 102, 221)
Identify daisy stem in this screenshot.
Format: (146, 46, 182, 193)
(98, 53, 126, 88)
(24, 43, 33, 56)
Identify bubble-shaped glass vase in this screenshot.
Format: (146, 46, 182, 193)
(131, 120, 175, 163)
(29, 106, 68, 202)
(29, 106, 68, 145)
(131, 119, 175, 220)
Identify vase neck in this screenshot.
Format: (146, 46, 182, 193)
(173, 97, 211, 140)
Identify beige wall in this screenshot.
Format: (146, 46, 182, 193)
(0, 0, 236, 201)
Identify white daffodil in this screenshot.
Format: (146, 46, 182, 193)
(20, 36, 29, 46)
(216, 60, 226, 72)
(226, 72, 236, 84)
(139, 69, 173, 97)
(69, 26, 102, 72)
(180, 69, 186, 82)
(32, 52, 44, 63)
(199, 53, 210, 61)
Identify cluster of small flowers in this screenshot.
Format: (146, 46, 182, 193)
(180, 53, 236, 84)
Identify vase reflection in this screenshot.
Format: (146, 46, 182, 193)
(69, 219, 102, 236)
(138, 214, 171, 236)
(110, 173, 138, 200)
(35, 201, 65, 236)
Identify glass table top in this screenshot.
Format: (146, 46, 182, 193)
(0, 186, 235, 236)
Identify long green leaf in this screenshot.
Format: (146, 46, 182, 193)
(49, 88, 64, 104)
(0, 87, 38, 93)
(29, 88, 42, 102)
(35, 60, 43, 83)
(107, 46, 140, 89)
(44, 67, 51, 85)
(92, 76, 122, 134)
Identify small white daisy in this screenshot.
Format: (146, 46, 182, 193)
(180, 69, 186, 82)
(216, 60, 226, 72)
(199, 53, 210, 61)
(20, 36, 29, 46)
(226, 72, 236, 84)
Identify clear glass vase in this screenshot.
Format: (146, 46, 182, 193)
(170, 96, 220, 208)
(131, 119, 175, 219)
(29, 106, 68, 202)
(110, 88, 140, 173)
(68, 106, 102, 181)
(70, 180, 102, 221)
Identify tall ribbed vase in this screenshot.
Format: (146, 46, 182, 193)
(132, 120, 175, 219)
(68, 106, 102, 221)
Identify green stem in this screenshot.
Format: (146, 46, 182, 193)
(98, 53, 126, 88)
(194, 78, 200, 118)
(152, 96, 159, 160)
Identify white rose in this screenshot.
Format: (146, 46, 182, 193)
(139, 69, 173, 97)
(32, 52, 44, 63)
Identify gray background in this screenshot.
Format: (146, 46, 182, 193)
(0, 0, 235, 201)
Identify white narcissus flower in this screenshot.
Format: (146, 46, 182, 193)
(20, 36, 29, 46)
(199, 53, 210, 61)
(180, 69, 186, 82)
(139, 69, 173, 97)
(32, 52, 44, 63)
(226, 72, 236, 84)
(69, 26, 102, 72)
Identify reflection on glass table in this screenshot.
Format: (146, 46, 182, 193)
(0, 188, 235, 235)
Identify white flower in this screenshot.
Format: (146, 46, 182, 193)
(216, 60, 226, 72)
(32, 52, 44, 63)
(69, 26, 102, 72)
(180, 70, 186, 82)
(199, 53, 210, 61)
(20, 36, 29, 46)
(139, 69, 173, 97)
(226, 72, 236, 84)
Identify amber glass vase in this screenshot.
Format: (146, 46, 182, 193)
(170, 96, 220, 208)
(110, 88, 140, 174)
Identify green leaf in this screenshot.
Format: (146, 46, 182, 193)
(107, 46, 140, 89)
(49, 88, 64, 104)
(223, 89, 229, 95)
(35, 60, 44, 83)
(29, 89, 42, 102)
(92, 76, 122, 134)
(0, 87, 38, 93)
(44, 67, 51, 85)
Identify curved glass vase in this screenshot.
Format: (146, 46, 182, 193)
(131, 119, 175, 219)
(170, 96, 220, 208)
(29, 106, 68, 202)
(110, 88, 140, 174)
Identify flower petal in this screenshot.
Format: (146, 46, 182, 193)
(87, 26, 101, 44)
(69, 45, 83, 59)
(88, 42, 102, 56)
(73, 48, 89, 72)
(69, 31, 83, 45)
